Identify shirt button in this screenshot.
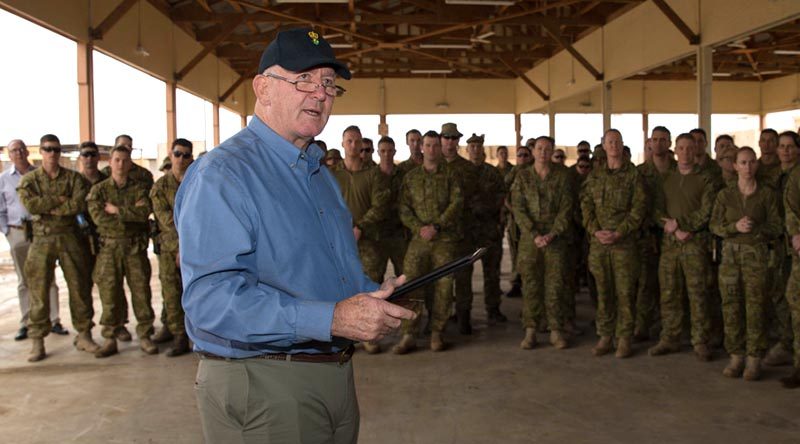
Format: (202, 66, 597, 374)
(290, 163, 296, 168)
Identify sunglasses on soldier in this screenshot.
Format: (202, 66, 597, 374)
(172, 150, 193, 159)
(80, 151, 98, 158)
(40, 146, 61, 154)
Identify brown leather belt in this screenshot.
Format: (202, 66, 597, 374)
(7, 224, 24, 230)
(199, 344, 355, 364)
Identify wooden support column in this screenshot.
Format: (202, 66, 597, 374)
(514, 113, 522, 147)
(165, 81, 177, 161)
(241, 114, 247, 129)
(379, 114, 388, 137)
(548, 104, 556, 140)
(601, 82, 612, 132)
(642, 112, 649, 148)
(697, 46, 712, 142)
(77, 42, 94, 142)
(213, 102, 221, 146)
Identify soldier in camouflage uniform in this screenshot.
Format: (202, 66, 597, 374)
(581, 129, 647, 359)
(440, 122, 480, 334)
(88, 146, 158, 358)
(397, 129, 423, 175)
(466, 134, 507, 324)
(150, 138, 194, 357)
(781, 133, 800, 388)
(393, 130, 463, 354)
(512, 136, 575, 350)
(763, 131, 800, 367)
(376, 136, 409, 277)
(648, 134, 716, 361)
(634, 128, 677, 341)
(18, 134, 98, 362)
(331, 126, 389, 353)
(504, 146, 533, 298)
(77, 141, 107, 279)
(710, 147, 782, 381)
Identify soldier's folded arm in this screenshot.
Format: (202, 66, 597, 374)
(49, 177, 88, 216)
(150, 190, 174, 229)
(17, 181, 61, 214)
(118, 193, 152, 222)
(87, 189, 119, 227)
(436, 179, 463, 229)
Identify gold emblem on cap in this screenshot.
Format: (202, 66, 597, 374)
(308, 31, 320, 45)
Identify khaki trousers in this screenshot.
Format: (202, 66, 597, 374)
(5, 227, 59, 326)
(195, 357, 359, 444)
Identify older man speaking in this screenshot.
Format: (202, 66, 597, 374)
(175, 28, 415, 443)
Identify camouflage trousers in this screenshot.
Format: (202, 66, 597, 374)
(658, 240, 710, 345)
(588, 240, 639, 338)
(707, 245, 724, 344)
(784, 254, 800, 368)
(94, 237, 155, 339)
(718, 242, 768, 357)
(518, 235, 566, 331)
(636, 232, 661, 336)
(158, 248, 185, 335)
(467, 237, 503, 311)
(507, 220, 521, 282)
(563, 240, 578, 323)
(401, 239, 457, 334)
(24, 233, 94, 338)
(367, 235, 408, 281)
(766, 246, 793, 350)
(454, 239, 475, 313)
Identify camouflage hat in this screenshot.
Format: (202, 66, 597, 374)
(326, 148, 343, 160)
(159, 156, 172, 172)
(440, 122, 463, 138)
(466, 133, 485, 145)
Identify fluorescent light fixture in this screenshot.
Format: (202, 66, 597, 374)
(759, 70, 782, 75)
(330, 43, 355, 48)
(410, 69, 453, 74)
(712, 72, 732, 77)
(445, 0, 515, 5)
(774, 50, 800, 55)
(419, 44, 473, 49)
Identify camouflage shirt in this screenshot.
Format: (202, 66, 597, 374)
(330, 163, 389, 240)
(17, 167, 88, 236)
(101, 162, 154, 190)
(653, 165, 716, 247)
(88, 177, 152, 238)
(637, 158, 676, 231)
(150, 171, 181, 251)
(399, 162, 463, 242)
(472, 162, 506, 242)
(511, 163, 575, 239)
(378, 165, 407, 240)
(397, 158, 422, 176)
(710, 182, 782, 245)
(784, 165, 800, 237)
(581, 161, 647, 242)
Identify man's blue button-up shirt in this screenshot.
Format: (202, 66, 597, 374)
(175, 116, 378, 358)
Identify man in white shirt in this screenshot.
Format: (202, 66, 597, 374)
(1, 140, 62, 340)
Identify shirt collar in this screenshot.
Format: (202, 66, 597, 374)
(248, 115, 323, 171)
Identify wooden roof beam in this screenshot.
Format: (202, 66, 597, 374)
(497, 57, 549, 101)
(541, 21, 603, 80)
(651, 0, 700, 45)
(90, 0, 139, 40)
(220, 74, 248, 102)
(175, 17, 243, 80)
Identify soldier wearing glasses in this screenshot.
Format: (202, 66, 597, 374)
(150, 138, 194, 357)
(17, 134, 98, 362)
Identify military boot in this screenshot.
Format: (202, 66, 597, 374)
(648, 340, 680, 357)
(722, 354, 745, 378)
(140, 337, 159, 355)
(693, 343, 712, 362)
(550, 330, 568, 349)
(592, 336, 613, 356)
(780, 369, 800, 389)
(151, 326, 174, 344)
(615, 336, 633, 358)
(114, 326, 132, 342)
(743, 356, 762, 381)
(392, 334, 416, 355)
(166, 334, 191, 357)
(505, 282, 521, 298)
(28, 338, 46, 362)
(564, 321, 583, 338)
(487, 307, 507, 325)
(73, 330, 100, 353)
(362, 341, 381, 355)
(95, 338, 118, 358)
(763, 343, 793, 366)
(520, 327, 537, 350)
(632, 327, 649, 343)
(430, 331, 446, 352)
(457, 310, 472, 335)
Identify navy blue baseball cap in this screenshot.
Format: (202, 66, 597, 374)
(258, 28, 352, 80)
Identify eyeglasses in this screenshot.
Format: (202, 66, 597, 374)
(172, 150, 193, 159)
(80, 151, 98, 158)
(263, 72, 345, 97)
(40, 146, 61, 154)
(442, 136, 459, 141)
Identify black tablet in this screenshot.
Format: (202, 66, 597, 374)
(386, 247, 487, 302)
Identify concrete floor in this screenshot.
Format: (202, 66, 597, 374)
(1, 246, 799, 444)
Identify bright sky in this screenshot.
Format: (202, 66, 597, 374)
(3, 8, 800, 162)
